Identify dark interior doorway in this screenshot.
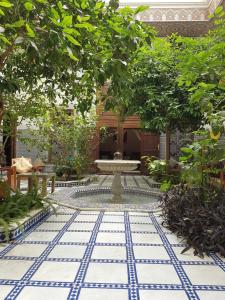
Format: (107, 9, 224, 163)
(99, 128, 141, 161)
(99, 128, 117, 159)
(123, 129, 141, 160)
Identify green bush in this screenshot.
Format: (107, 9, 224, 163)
(0, 181, 54, 241)
(143, 156, 166, 181)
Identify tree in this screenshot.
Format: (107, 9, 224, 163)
(0, 0, 153, 114)
(21, 106, 98, 176)
(0, 0, 153, 162)
(177, 6, 225, 129)
(120, 38, 202, 169)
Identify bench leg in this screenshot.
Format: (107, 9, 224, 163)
(51, 176, 55, 193)
(41, 178, 47, 197)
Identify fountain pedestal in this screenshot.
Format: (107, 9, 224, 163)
(95, 160, 140, 201)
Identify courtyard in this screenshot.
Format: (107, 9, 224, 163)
(0, 176, 225, 300)
(0, 0, 225, 299)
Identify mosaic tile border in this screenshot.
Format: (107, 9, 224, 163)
(0, 206, 52, 243)
(47, 177, 90, 188)
(50, 186, 162, 212)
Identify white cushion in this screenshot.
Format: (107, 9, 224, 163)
(12, 157, 33, 173)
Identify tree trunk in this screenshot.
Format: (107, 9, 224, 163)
(116, 118, 123, 156)
(0, 94, 4, 127)
(165, 126, 170, 175)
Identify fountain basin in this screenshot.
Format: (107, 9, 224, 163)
(50, 186, 161, 212)
(95, 160, 141, 172)
(95, 159, 141, 201)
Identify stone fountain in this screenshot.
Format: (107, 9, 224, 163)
(95, 159, 140, 201)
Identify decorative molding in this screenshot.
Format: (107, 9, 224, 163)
(122, 0, 224, 22)
(137, 8, 208, 22)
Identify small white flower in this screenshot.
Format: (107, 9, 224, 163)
(203, 124, 212, 132)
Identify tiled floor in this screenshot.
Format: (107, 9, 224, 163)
(93, 175, 159, 189)
(0, 207, 225, 300)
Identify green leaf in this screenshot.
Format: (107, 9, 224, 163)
(95, 2, 103, 10)
(77, 15, 90, 22)
(69, 53, 79, 61)
(0, 1, 13, 8)
(81, 0, 87, 9)
(65, 34, 81, 46)
(36, 0, 47, 3)
(0, 34, 11, 44)
(0, 8, 4, 15)
(49, 17, 61, 27)
(74, 22, 95, 31)
(51, 7, 60, 20)
(26, 23, 35, 37)
(63, 28, 80, 36)
(7, 19, 25, 28)
(134, 5, 149, 15)
(180, 147, 194, 153)
(24, 1, 34, 11)
(61, 15, 73, 27)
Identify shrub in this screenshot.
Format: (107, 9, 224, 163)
(160, 184, 225, 257)
(0, 181, 54, 241)
(143, 156, 167, 181)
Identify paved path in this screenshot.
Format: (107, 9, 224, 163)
(0, 207, 225, 300)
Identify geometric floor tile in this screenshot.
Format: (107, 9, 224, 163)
(59, 231, 92, 243)
(24, 231, 58, 242)
(31, 261, 80, 282)
(16, 287, 70, 300)
(129, 212, 149, 216)
(183, 265, 225, 286)
(5, 244, 48, 258)
(172, 247, 213, 262)
(129, 216, 151, 223)
(102, 215, 125, 223)
(139, 290, 188, 300)
(99, 222, 125, 231)
(84, 263, 128, 283)
(91, 245, 127, 260)
(96, 232, 126, 244)
(68, 222, 95, 231)
(36, 222, 66, 231)
(78, 288, 129, 300)
(74, 215, 99, 222)
(0, 206, 224, 300)
(136, 264, 181, 284)
(165, 233, 184, 244)
(48, 245, 86, 259)
(47, 214, 72, 222)
(0, 260, 34, 280)
(0, 285, 15, 299)
(196, 291, 225, 300)
(133, 245, 170, 260)
(130, 223, 157, 232)
(104, 212, 124, 216)
(132, 233, 163, 244)
(79, 211, 100, 215)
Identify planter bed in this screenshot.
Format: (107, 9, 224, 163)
(0, 205, 52, 242)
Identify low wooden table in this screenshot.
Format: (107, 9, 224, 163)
(17, 172, 56, 197)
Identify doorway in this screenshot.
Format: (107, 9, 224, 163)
(123, 129, 141, 160)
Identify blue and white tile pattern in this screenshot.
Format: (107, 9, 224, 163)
(0, 207, 225, 300)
